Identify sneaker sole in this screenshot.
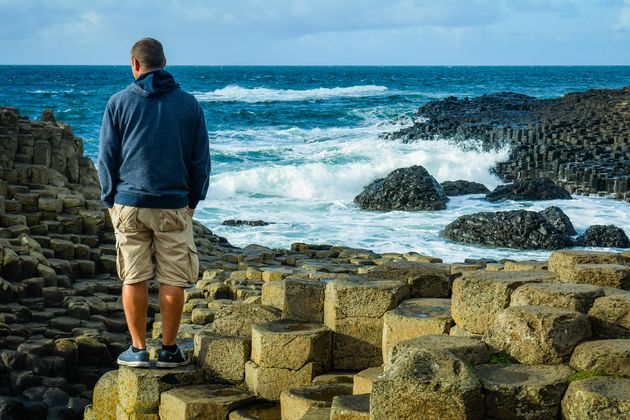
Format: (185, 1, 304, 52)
(117, 359, 151, 368)
(156, 359, 191, 368)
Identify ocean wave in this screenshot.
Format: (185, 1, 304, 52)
(194, 85, 389, 103)
(27, 89, 75, 94)
(209, 137, 510, 201)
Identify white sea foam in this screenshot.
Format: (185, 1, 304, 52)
(209, 125, 509, 202)
(194, 85, 389, 103)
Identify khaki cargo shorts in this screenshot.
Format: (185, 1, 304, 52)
(110, 204, 199, 288)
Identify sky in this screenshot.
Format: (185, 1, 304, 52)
(0, 0, 629, 65)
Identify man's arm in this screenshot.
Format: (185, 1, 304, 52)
(188, 105, 211, 211)
(98, 102, 121, 209)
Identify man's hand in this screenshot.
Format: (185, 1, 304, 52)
(186, 206, 195, 218)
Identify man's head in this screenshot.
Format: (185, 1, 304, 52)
(130, 38, 166, 79)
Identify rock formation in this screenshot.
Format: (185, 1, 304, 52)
(442, 209, 574, 250)
(385, 88, 630, 201)
(440, 180, 490, 196)
(354, 165, 447, 211)
(2, 108, 629, 419)
(486, 178, 572, 202)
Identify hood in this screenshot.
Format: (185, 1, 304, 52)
(130, 69, 179, 97)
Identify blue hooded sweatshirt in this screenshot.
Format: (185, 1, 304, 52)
(98, 69, 210, 209)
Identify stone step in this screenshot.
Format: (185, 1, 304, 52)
(561, 377, 630, 419)
(382, 297, 453, 363)
(280, 381, 353, 420)
(474, 363, 572, 419)
(159, 384, 255, 420)
(483, 305, 591, 365)
(570, 339, 630, 377)
(331, 394, 370, 420)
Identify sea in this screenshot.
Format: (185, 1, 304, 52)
(1, 65, 629, 262)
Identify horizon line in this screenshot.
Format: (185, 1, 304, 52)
(2, 64, 630, 67)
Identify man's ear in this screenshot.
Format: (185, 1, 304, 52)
(162, 57, 167, 68)
(131, 57, 141, 71)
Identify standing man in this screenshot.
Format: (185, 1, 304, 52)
(98, 38, 210, 368)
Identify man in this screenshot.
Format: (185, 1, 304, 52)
(98, 38, 210, 368)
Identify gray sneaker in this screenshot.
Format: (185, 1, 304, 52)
(117, 346, 150, 368)
(156, 345, 190, 368)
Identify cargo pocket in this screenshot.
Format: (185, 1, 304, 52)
(188, 242, 199, 283)
(114, 205, 142, 233)
(115, 242, 126, 280)
(159, 209, 186, 232)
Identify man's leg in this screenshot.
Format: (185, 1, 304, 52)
(122, 281, 149, 349)
(159, 284, 184, 346)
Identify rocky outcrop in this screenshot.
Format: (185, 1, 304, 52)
(354, 165, 447, 211)
(385, 88, 630, 201)
(576, 225, 630, 248)
(442, 209, 573, 250)
(539, 206, 577, 236)
(440, 180, 490, 196)
(486, 178, 572, 202)
(222, 219, 272, 227)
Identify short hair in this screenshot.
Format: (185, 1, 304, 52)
(130, 38, 165, 68)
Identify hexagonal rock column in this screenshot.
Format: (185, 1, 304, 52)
(324, 278, 409, 370)
(371, 348, 484, 420)
(245, 321, 332, 401)
(561, 377, 630, 419)
(261, 278, 325, 322)
(366, 261, 450, 298)
(451, 270, 549, 335)
(194, 331, 251, 384)
(210, 304, 281, 338)
(330, 394, 370, 420)
(509, 283, 604, 313)
(244, 360, 317, 401)
(549, 250, 629, 289)
(568, 264, 629, 289)
(353, 367, 383, 395)
(382, 298, 453, 362)
(90, 370, 118, 420)
(483, 306, 591, 365)
(116, 365, 203, 419)
(251, 320, 331, 373)
(548, 250, 625, 273)
(228, 402, 280, 420)
(503, 260, 548, 271)
(159, 385, 256, 420)
(570, 339, 630, 377)
(280, 382, 353, 420)
(588, 294, 630, 338)
(475, 364, 573, 419)
(387, 334, 490, 369)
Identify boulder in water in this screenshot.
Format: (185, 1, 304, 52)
(539, 206, 576, 236)
(486, 178, 571, 202)
(354, 165, 447, 211)
(576, 225, 630, 248)
(440, 180, 490, 196)
(222, 219, 272, 227)
(443, 209, 573, 250)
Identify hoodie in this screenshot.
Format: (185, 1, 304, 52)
(98, 69, 210, 209)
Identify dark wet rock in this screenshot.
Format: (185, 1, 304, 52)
(539, 206, 576, 236)
(443, 209, 573, 250)
(440, 180, 490, 196)
(486, 178, 571, 202)
(41, 109, 56, 123)
(354, 165, 447, 211)
(576, 225, 630, 248)
(222, 219, 272, 227)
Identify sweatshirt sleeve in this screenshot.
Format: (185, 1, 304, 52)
(188, 105, 211, 209)
(98, 101, 121, 208)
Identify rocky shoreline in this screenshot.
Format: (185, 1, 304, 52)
(0, 107, 629, 419)
(385, 87, 630, 201)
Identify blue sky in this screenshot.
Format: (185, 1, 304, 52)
(1, 0, 629, 65)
